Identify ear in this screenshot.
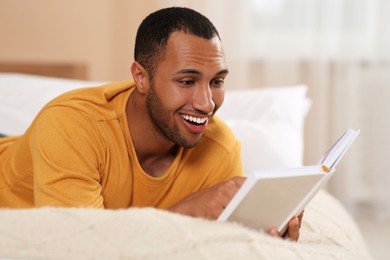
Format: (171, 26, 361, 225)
(131, 61, 150, 94)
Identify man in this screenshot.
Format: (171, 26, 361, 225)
(0, 7, 302, 240)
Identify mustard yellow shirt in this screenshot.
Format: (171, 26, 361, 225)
(0, 81, 243, 209)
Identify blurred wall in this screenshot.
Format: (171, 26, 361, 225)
(0, 1, 257, 84)
(0, 1, 154, 81)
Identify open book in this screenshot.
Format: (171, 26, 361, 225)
(218, 128, 360, 234)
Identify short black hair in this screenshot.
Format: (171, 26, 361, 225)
(134, 7, 220, 77)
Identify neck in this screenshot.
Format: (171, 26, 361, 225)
(126, 90, 179, 177)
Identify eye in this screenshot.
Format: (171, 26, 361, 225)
(211, 78, 225, 87)
(178, 78, 195, 87)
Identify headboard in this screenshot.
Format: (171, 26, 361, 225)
(0, 62, 87, 80)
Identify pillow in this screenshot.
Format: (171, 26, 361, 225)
(217, 86, 311, 174)
(0, 73, 105, 136)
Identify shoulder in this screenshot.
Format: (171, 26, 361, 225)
(184, 115, 244, 183)
(201, 115, 239, 153)
(49, 81, 136, 105)
(38, 81, 136, 120)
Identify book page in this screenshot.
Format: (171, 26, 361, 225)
(320, 128, 360, 171)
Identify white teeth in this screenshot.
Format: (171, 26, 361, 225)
(182, 114, 208, 124)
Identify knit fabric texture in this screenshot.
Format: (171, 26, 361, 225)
(0, 190, 372, 260)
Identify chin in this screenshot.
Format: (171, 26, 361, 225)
(177, 135, 203, 149)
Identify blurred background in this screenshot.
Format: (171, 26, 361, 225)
(1, 0, 389, 258)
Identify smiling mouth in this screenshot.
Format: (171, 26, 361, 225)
(181, 114, 208, 125)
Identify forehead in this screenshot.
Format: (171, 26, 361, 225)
(157, 31, 227, 73)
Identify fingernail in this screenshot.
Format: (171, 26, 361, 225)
(294, 217, 299, 228)
(271, 229, 279, 237)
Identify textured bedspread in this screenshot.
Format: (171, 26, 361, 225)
(0, 191, 372, 259)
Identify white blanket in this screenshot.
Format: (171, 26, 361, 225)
(0, 191, 372, 259)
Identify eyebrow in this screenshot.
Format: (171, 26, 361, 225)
(175, 68, 229, 76)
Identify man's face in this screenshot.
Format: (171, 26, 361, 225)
(146, 31, 228, 148)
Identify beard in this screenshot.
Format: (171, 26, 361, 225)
(146, 82, 200, 148)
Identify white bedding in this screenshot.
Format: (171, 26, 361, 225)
(0, 191, 371, 259)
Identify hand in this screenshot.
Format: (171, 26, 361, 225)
(268, 210, 304, 241)
(168, 176, 246, 219)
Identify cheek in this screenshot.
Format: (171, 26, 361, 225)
(172, 87, 188, 100)
(159, 86, 191, 111)
(212, 89, 225, 110)
(153, 79, 178, 102)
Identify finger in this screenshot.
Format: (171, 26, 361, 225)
(230, 176, 246, 187)
(267, 227, 281, 237)
(220, 177, 245, 200)
(214, 177, 247, 218)
(208, 182, 242, 218)
(286, 216, 300, 241)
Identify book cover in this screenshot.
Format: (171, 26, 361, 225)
(218, 128, 359, 234)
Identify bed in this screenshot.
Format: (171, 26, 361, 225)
(0, 71, 373, 259)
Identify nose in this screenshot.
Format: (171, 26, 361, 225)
(192, 84, 215, 114)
